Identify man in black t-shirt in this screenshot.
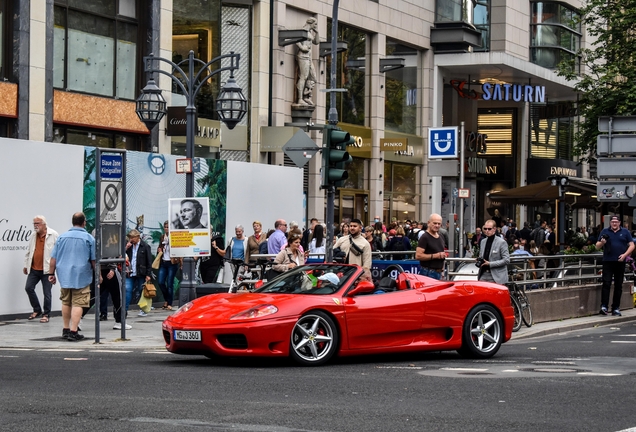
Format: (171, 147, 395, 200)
(415, 213, 447, 279)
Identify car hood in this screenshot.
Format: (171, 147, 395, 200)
(166, 293, 307, 325)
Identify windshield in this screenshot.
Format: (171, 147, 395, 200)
(256, 264, 359, 295)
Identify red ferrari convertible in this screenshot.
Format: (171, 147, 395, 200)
(162, 263, 514, 366)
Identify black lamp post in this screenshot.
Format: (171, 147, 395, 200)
(136, 50, 247, 303)
(549, 175, 569, 248)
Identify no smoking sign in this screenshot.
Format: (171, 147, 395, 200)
(100, 181, 123, 223)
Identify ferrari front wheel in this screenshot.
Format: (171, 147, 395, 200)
(458, 304, 503, 359)
(290, 311, 339, 366)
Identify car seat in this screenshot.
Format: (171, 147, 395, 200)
(377, 276, 397, 292)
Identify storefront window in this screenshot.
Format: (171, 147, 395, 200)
(171, 0, 222, 120)
(530, 102, 575, 159)
(60, 127, 141, 150)
(383, 162, 417, 222)
(530, 2, 581, 72)
(326, 22, 365, 126)
(384, 40, 417, 135)
(477, 109, 515, 156)
(53, 1, 139, 99)
(341, 157, 365, 190)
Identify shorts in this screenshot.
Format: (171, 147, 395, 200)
(60, 286, 91, 308)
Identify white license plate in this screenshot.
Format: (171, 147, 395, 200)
(174, 330, 201, 341)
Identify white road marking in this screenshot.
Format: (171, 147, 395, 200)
(610, 341, 636, 344)
(577, 372, 622, 376)
(614, 427, 636, 432)
(39, 349, 84, 352)
(0, 355, 19, 358)
(376, 366, 423, 369)
(0, 348, 33, 351)
(532, 361, 577, 365)
(613, 334, 636, 337)
(440, 367, 489, 372)
(143, 351, 172, 354)
(64, 358, 89, 361)
(89, 350, 133, 353)
(502, 370, 520, 373)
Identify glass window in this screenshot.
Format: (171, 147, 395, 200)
(119, 0, 136, 18)
(341, 157, 365, 190)
(54, 2, 139, 99)
(69, 0, 116, 16)
(530, 102, 576, 160)
(477, 109, 515, 156)
(530, 2, 581, 72)
(62, 126, 141, 150)
(473, 0, 490, 52)
(384, 40, 418, 135)
(326, 21, 366, 126)
(172, 0, 221, 120)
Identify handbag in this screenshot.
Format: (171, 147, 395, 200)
(143, 281, 157, 298)
(265, 253, 294, 280)
(151, 251, 162, 270)
(138, 295, 152, 313)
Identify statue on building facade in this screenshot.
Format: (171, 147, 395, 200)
(295, 18, 319, 106)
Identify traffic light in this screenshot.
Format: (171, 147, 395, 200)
(322, 125, 354, 189)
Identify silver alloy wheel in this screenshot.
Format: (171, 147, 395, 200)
(468, 308, 501, 354)
(291, 313, 335, 363)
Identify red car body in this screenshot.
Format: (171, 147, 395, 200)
(162, 264, 514, 365)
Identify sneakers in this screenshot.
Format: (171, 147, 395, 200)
(99, 314, 108, 321)
(66, 332, 85, 342)
(113, 322, 132, 330)
(612, 309, 622, 316)
(599, 306, 608, 316)
(62, 328, 70, 339)
(138, 311, 148, 317)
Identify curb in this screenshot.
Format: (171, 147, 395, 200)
(512, 315, 636, 340)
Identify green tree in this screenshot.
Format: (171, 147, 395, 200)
(557, 0, 636, 162)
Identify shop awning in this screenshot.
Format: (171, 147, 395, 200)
(487, 177, 598, 208)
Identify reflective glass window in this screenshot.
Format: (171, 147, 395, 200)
(385, 40, 418, 135)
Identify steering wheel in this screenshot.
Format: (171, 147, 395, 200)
(381, 264, 405, 279)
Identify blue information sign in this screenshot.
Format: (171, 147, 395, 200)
(100, 154, 123, 179)
(428, 127, 458, 159)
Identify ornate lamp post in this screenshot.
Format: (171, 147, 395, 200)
(136, 50, 247, 302)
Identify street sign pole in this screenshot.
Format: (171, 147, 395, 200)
(458, 121, 465, 260)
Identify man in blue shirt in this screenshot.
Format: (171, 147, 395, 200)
(48, 212, 95, 341)
(268, 219, 288, 254)
(595, 215, 635, 316)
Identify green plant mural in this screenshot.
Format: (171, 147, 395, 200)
(83, 147, 96, 234)
(197, 159, 227, 238)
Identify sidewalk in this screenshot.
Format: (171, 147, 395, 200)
(1, 306, 635, 350)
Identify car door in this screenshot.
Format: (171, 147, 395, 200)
(343, 289, 425, 350)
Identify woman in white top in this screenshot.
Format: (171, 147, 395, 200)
(309, 224, 326, 258)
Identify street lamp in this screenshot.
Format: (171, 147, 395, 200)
(136, 50, 247, 303)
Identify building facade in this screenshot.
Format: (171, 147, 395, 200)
(0, 0, 592, 230)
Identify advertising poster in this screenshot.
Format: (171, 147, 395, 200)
(169, 197, 211, 257)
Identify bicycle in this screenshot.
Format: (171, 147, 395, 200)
(506, 278, 533, 331)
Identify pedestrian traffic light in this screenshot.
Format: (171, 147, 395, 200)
(322, 125, 354, 189)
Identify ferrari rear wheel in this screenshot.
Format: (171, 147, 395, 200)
(290, 311, 338, 366)
(458, 304, 503, 359)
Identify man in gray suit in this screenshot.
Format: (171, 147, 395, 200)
(478, 219, 510, 284)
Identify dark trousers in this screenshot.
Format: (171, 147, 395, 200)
(201, 264, 222, 284)
(100, 269, 122, 322)
(158, 259, 178, 306)
(25, 269, 52, 315)
(601, 261, 625, 310)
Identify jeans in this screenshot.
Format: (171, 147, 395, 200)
(601, 261, 625, 310)
(25, 269, 52, 315)
(158, 260, 178, 306)
(125, 275, 146, 311)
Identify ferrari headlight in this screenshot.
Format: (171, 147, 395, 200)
(230, 304, 278, 320)
(173, 301, 194, 316)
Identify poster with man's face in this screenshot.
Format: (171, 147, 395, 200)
(168, 197, 210, 257)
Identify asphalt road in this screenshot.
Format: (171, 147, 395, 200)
(1, 322, 636, 432)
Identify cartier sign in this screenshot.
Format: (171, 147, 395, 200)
(166, 106, 220, 139)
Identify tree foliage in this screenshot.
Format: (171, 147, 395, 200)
(557, 0, 636, 162)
